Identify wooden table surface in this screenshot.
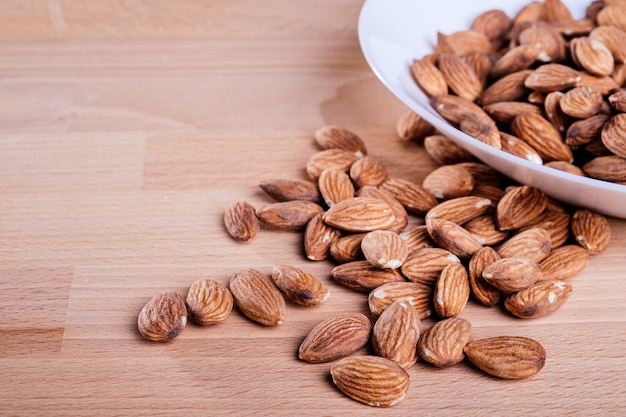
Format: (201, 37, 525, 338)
(1, 1, 625, 416)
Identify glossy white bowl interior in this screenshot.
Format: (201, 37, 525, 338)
(358, 0, 626, 218)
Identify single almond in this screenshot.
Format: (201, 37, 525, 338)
(396, 110, 436, 142)
(229, 268, 286, 326)
(256, 200, 323, 231)
(504, 279, 573, 319)
(524, 63, 581, 92)
(361, 230, 408, 269)
(411, 56, 449, 98)
(571, 209, 611, 254)
(372, 298, 421, 369)
(349, 156, 388, 188)
(398, 225, 435, 255)
(570, 37, 614, 76)
(185, 279, 233, 325)
(314, 125, 367, 156)
(482, 257, 541, 292)
(224, 201, 260, 241)
(511, 112, 573, 163)
(583, 155, 626, 182)
(468, 246, 503, 307)
(137, 291, 187, 342)
(356, 185, 409, 232)
(271, 264, 329, 306)
(496, 185, 547, 230)
(433, 263, 470, 318)
(330, 355, 410, 408)
(464, 336, 546, 379)
(459, 112, 503, 149)
(422, 165, 475, 200)
(331, 260, 406, 292)
(520, 210, 571, 248)
(258, 178, 321, 204)
(380, 177, 438, 214)
(329, 233, 366, 263)
(425, 196, 492, 225)
(322, 196, 396, 232)
(423, 134, 476, 165)
(303, 212, 341, 261)
(500, 131, 543, 164)
(471, 9, 512, 41)
(601, 113, 626, 159)
(299, 313, 371, 363)
(559, 85, 603, 119)
(539, 245, 590, 281)
(497, 227, 552, 263)
(426, 217, 483, 259)
(465, 214, 509, 246)
(417, 317, 473, 368)
(438, 52, 483, 101)
(368, 281, 433, 319)
(400, 247, 461, 286)
(318, 169, 355, 208)
(306, 148, 360, 180)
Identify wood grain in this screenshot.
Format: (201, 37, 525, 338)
(1, 1, 625, 416)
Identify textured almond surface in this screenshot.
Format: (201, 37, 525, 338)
(464, 336, 546, 379)
(322, 197, 396, 232)
(372, 298, 421, 369)
(229, 269, 286, 326)
(330, 355, 410, 407)
(504, 280, 573, 319)
(137, 292, 188, 342)
(298, 313, 371, 363)
(271, 264, 329, 306)
(368, 281, 433, 319)
(185, 279, 233, 325)
(418, 317, 473, 368)
(360, 229, 408, 269)
(224, 201, 260, 241)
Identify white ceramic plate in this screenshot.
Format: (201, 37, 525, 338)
(358, 0, 626, 218)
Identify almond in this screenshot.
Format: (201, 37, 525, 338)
(596, 4, 626, 32)
(396, 110, 436, 142)
(361, 230, 408, 269)
(601, 114, 626, 159)
(306, 148, 360, 180)
(511, 112, 573, 163)
(504, 279, 573, 319)
(380, 177, 438, 214)
(583, 155, 626, 182)
(543, 91, 570, 134)
(322, 197, 396, 232)
(497, 227, 552, 263)
(422, 164, 475, 200)
(458, 112, 503, 149)
(258, 178, 321, 204)
(229, 268, 286, 326)
(417, 317, 473, 368)
(331, 260, 406, 292)
(559, 85, 603, 119)
(571, 209, 611, 254)
(356, 186, 408, 232)
(318, 169, 355, 208)
(520, 210, 571, 248)
(437, 30, 493, 56)
(500, 131, 543, 164)
(468, 247, 503, 307)
(137, 291, 187, 342)
(330, 355, 410, 407)
(482, 257, 541, 292)
(314, 125, 367, 156)
(329, 233, 366, 263)
(433, 263, 470, 318)
(185, 279, 233, 325)
(431, 94, 490, 125)
(224, 201, 260, 241)
(565, 114, 609, 147)
(255, 200, 323, 231)
(299, 313, 371, 363)
(471, 9, 511, 41)
(464, 336, 546, 379)
(490, 44, 539, 79)
(426, 196, 492, 225)
(438, 52, 483, 101)
(400, 247, 461, 286)
(480, 69, 533, 106)
(349, 156, 388, 188)
(368, 281, 433, 319)
(484, 101, 542, 124)
(518, 21, 567, 62)
(570, 37, 614, 77)
(271, 264, 329, 306)
(411, 56, 449, 98)
(426, 217, 483, 259)
(496, 185, 547, 230)
(423, 134, 476, 165)
(465, 214, 509, 246)
(372, 298, 421, 369)
(398, 225, 435, 255)
(303, 212, 341, 261)
(539, 245, 591, 281)
(590, 25, 626, 63)
(524, 63, 581, 92)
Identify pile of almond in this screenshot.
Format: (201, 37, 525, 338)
(135, 0, 618, 408)
(411, 0, 626, 183)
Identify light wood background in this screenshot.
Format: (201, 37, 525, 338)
(1, 1, 625, 416)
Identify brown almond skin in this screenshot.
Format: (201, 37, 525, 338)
(372, 298, 421, 369)
(229, 269, 286, 326)
(318, 169, 355, 208)
(185, 279, 233, 325)
(571, 209, 611, 254)
(497, 227, 552, 263)
(255, 200, 323, 231)
(271, 264, 329, 306)
(504, 280, 573, 319)
(356, 186, 409, 232)
(511, 112, 573, 163)
(306, 148, 360, 180)
(331, 260, 406, 292)
(314, 125, 367, 155)
(434, 263, 470, 318)
(496, 185, 547, 230)
(361, 230, 408, 269)
(422, 165, 475, 200)
(539, 245, 590, 282)
(224, 201, 260, 241)
(322, 197, 396, 232)
(401, 247, 461, 287)
(418, 317, 473, 368)
(396, 110, 436, 143)
(304, 212, 341, 261)
(426, 218, 483, 259)
(521, 210, 571, 249)
(137, 291, 188, 342)
(330, 355, 410, 408)
(482, 258, 541, 292)
(380, 178, 438, 214)
(368, 281, 433, 319)
(329, 233, 367, 263)
(468, 247, 503, 307)
(299, 313, 371, 363)
(349, 156, 388, 188)
(258, 178, 321, 204)
(464, 336, 546, 379)
(425, 196, 492, 225)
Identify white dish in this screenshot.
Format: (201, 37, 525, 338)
(358, 0, 626, 219)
